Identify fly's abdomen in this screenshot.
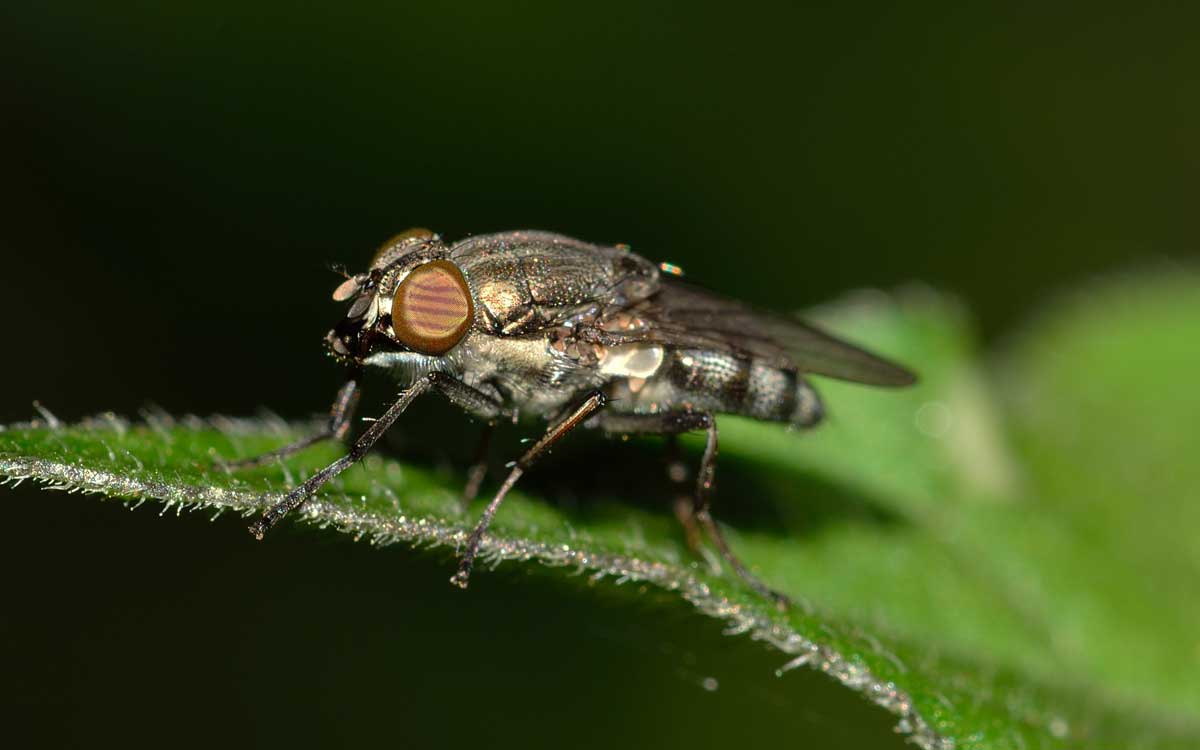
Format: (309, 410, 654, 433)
(625, 348, 823, 426)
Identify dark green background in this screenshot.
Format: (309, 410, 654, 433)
(2, 3, 1195, 747)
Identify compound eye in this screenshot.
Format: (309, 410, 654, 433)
(391, 260, 474, 355)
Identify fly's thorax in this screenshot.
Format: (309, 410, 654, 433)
(449, 230, 660, 336)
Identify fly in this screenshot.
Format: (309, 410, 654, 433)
(232, 229, 916, 609)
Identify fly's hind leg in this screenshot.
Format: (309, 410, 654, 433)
(222, 375, 362, 471)
(692, 417, 791, 611)
(599, 412, 791, 611)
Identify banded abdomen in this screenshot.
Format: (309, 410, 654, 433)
(610, 346, 824, 427)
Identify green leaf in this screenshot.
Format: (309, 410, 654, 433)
(3, 274, 1197, 749)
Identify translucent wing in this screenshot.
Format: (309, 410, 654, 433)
(596, 279, 916, 387)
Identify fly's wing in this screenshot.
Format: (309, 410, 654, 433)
(598, 279, 916, 387)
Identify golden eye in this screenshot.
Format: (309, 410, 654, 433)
(391, 260, 474, 355)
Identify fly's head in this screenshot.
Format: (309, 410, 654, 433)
(325, 228, 476, 368)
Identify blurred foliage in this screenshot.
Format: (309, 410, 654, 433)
(4, 276, 1198, 748)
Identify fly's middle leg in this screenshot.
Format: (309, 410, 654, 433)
(691, 417, 791, 611)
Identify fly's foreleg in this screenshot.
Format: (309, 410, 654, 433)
(598, 411, 791, 611)
(222, 375, 362, 470)
(249, 373, 502, 540)
(450, 391, 608, 590)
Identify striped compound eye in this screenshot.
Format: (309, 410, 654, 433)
(390, 260, 474, 355)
